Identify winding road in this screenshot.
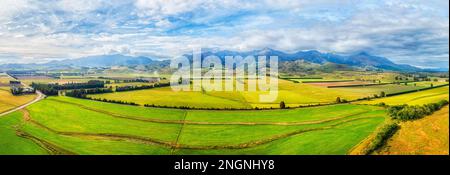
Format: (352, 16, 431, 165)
(0, 74, 46, 117)
(0, 90, 45, 117)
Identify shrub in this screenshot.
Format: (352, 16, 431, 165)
(387, 100, 449, 121)
(364, 122, 399, 154)
(280, 101, 286, 109)
(380, 91, 386, 97)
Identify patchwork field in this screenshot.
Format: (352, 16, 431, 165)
(88, 79, 371, 108)
(1, 72, 448, 155)
(377, 106, 449, 155)
(0, 96, 387, 155)
(357, 86, 449, 105)
(87, 79, 444, 109)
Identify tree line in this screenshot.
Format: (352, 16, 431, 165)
(32, 80, 105, 95)
(87, 97, 138, 106)
(387, 100, 449, 121)
(115, 82, 170, 92)
(65, 88, 113, 98)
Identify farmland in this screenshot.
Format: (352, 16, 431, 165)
(377, 106, 449, 155)
(0, 70, 448, 155)
(0, 74, 35, 113)
(0, 96, 387, 155)
(88, 79, 369, 108)
(0, 111, 47, 155)
(357, 86, 449, 105)
(87, 78, 448, 109)
(334, 84, 423, 95)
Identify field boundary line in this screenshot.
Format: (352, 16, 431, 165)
(24, 113, 382, 150)
(46, 98, 375, 126)
(14, 109, 76, 155)
(171, 111, 188, 154)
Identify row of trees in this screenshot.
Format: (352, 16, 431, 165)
(115, 82, 171, 92)
(143, 104, 253, 110)
(87, 97, 138, 106)
(32, 80, 105, 95)
(32, 80, 104, 90)
(387, 100, 449, 121)
(65, 88, 113, 98)
(116, 85, 153, 92)
(363, 122, 400, 154)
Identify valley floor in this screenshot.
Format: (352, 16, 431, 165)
(0, 96, 386, 155)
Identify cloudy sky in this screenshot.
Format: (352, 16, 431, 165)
(0, 0, 448, 68)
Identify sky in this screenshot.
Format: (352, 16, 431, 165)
(0, 0, 448, 69)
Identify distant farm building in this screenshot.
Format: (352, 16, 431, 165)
(10, 80, 35, 95)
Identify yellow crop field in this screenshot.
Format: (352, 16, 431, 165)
(89, 79, 371, 109)
(377, 106, 449, 155)
(357, 86, 449, 105)
(0, 87, 36, 113)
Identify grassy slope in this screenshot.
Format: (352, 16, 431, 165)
(377, 106, 449, 155)
(178, 110, 386, 147)
(357, 86, 449, 105)
(185, 104, 380, 123)
(27, 100, 182, 142)
(8, 96, 387, 155)
(50, 96, 186, 120)
(0, 111, 47, 155)
(175, 117, 385, 155)
(21, 122, 170, 155)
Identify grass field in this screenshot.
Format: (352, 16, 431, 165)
(175, 117, 385, 155)
(357, 86, 449, 105)
(377, 106, 449, 155)
(0, 111, 48, 155)
(0, 96, 387, 155)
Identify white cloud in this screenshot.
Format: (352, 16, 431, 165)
(57, 0, 102, 14)
(0, 0, 447, 68)
(0, 0, 30, 22)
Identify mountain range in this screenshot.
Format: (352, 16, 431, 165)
(0, 48, 443, 72)
(184, 48, 422, 72)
